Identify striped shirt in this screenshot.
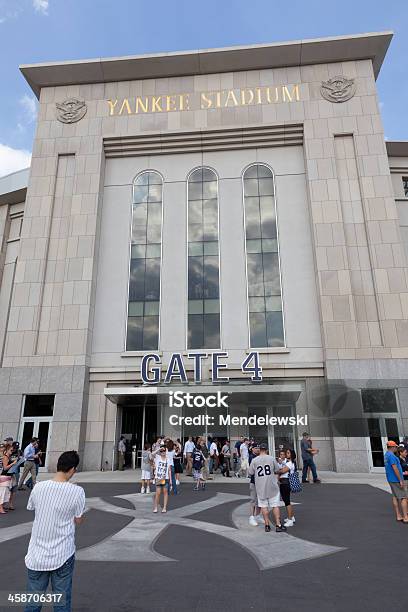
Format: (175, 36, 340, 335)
(25, 480, 86, 571)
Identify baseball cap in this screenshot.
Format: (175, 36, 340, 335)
(259, 443, 268, 451)
(386, 440, 398, 447)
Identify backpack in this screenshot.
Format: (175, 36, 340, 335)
(288, 470, 302, 493)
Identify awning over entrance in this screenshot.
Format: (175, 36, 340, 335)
(103, 382, 304, 404)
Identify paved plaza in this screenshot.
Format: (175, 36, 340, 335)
(0, 477, 406, 612)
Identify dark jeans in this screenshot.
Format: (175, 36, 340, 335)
(221, 457, 231, 476)
(25, 554, 75, 612)
(209, 456, 219, 473)
(167, 465, 177, 494)
(302, 458, 318, 482)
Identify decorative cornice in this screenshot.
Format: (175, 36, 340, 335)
(103, 123, 304, 158)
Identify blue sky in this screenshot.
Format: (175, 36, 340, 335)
(0, 0, 407, 177)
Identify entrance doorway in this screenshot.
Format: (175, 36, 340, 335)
(19, 395, 54, 471)
(249, 403, 297, 458)
(366, 416, 400, 471)
(120, 395, 158, 467)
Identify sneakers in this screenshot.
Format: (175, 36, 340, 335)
(141, 487, 145, 494)
(256, 514, 264, 524)
(276, 524, 288, 532)
(249, 515, 258, 526)
(284, 518, 295, 527)
(313, 479, 321, 483)
(265, 524, 271, 532)
(176, 480, 180, 485)
(146, 487, 150, 494)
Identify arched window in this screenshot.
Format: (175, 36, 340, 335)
(243, 164, 284, 347)
(126, 171, 162, 351)
(187, 167, 220, 349)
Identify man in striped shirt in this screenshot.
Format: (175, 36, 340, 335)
(24, 451, 86, 612)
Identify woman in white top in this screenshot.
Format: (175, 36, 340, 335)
(153, 446, 170, 513)
(278, 448, 296, 527)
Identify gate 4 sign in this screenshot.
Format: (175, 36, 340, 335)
(141, 351, 263, 384)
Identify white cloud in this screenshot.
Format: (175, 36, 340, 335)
(33, 0, 49, 15)
(0, 143, 31, 178)
(19, 94, 37, 123)
(0, 5, 21, 24)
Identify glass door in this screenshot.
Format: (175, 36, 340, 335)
(366, 416, 400, 471)
(20, 419, 52, 471)
(19, 395, 54, 471)
(263, 403, 297, 459)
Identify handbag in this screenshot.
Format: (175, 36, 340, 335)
(288, 470, 302, 493)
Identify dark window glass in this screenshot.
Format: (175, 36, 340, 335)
(129, 259, 145, 301)
(244, 164, 284, 347)
(127, 171, 162, 350)
(127, 317, 143, 350)
(145, 258, 160, 300)
(188, 314, 204, 349)
(143, 316, 159, 350)
(204, 256, 219, 299)
(266, 311, 284, 347)
(361, 389, 398, 413)
(187, 168, 220, 349)
(188, 257, 204, 299)
(403, 177, 408, 197)
(249, 312, 267, 348)
(23, 395, 54, 418)
(247, 253, 264, 297)
(263, 252, 281, 295)
(204, 313, 220, 348)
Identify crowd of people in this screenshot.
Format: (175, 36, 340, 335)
(135, 433, 315, 531)
(0, 432, 406, 611)
(0, 436, 43, 514)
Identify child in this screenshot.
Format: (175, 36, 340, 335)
(153, 445, 170, 513)
(141, 443, 152, 494)
(192, 444, 205, 491)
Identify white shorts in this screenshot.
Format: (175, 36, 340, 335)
(258, 494, 281, 509)
(141, 470, 151, 480)
(240, 458, 249, 470)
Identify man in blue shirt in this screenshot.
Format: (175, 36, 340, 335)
(384, 440, 408, 523)
(301, 433, 321, 483)
(18, 438, 39, 490)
